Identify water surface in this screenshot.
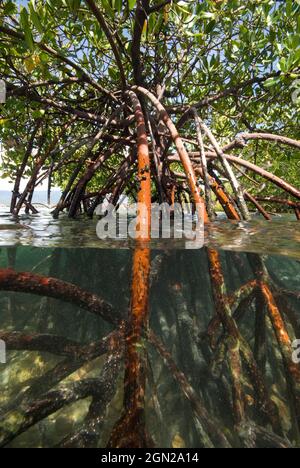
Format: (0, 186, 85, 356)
(0, 208, 299, 259)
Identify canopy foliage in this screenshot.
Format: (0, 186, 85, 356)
(0, 0, 299, 217)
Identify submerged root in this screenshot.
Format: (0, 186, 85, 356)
(0, 269, 118, 325)
(0, 247, 299, 448)
(56, 350, 123, 448)
(0, 377, 114, 447)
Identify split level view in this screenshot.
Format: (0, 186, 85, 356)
(0, 0, 300, 449)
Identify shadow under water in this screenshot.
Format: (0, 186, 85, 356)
(0, 243, 299, 448)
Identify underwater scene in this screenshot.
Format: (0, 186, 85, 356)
(0, 214, 299, 449)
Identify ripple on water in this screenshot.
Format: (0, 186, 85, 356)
(0, 208, 299, 259)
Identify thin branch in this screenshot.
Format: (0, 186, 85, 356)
(228, 133, 300, 152)
(84, 0, 126, 89)
(0, 25, 117, 101)
(200, 121, 251, 220)
(192, 108, 215, 220)
(169, 152, 300, 200)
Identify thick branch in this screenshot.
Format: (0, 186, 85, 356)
(0, 269, 117, 325)
(0, 331, 82, 358)
(131, 1, 150, 85)
(132, 86, 208, 221)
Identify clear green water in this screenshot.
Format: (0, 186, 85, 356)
(0, 212, 299, 448)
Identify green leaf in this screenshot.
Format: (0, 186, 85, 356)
(101, 0, 114, 18)
(32, 109, 45, 118)
(4, 1, 16, 16)
(264, 77, 280, 88)
(128, 0, 137, 11)
(68, 0, 81, 13)
(286, 0, 293, 17)
(20, 7, 34, 51)
(205, 20, 216, 34)
(200, 12, 215, 20)
(294, 49, 300, 66)
(29, 2, 43, 34)
(279, 57, 290, 72)
(115, 0, 122, 14)
(290, 34, 300, 50)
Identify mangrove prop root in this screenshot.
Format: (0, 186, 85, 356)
(0, 331, 84, 358)
(194, 166, 240, 221)
(244, 254, 300, 440)
(276, 295, 300, 339)
(56, 350, 123, 448)
(10, 120, 42, 213)
(192, 108, 215, 220)
(132, 86, 208, 222)
(0, 377, 115, 448)
(207, 280, 259, 346)
(239, 337, 282, 433)
(108, 91, 152, 449)
(149, 331, 231, 448)
(254, 293, 267, 373)
(238, 421, 292, 449)
(0, 329, 122, 415)
(200, 121, 250, 220)
(228, 280, 259, 311)
(247, 255, 300, 384)
(261, 282, 300, 412)
(204, 153, 300, 201)
(207, 248, 246, 425)
(0, 326, 126, 448)
(207, 250, 283, 432)
(0, 268, 117, 325)
(169, 151, 300, 201)
(107, 248, 152, 449)
(244, 192, 272, 221)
